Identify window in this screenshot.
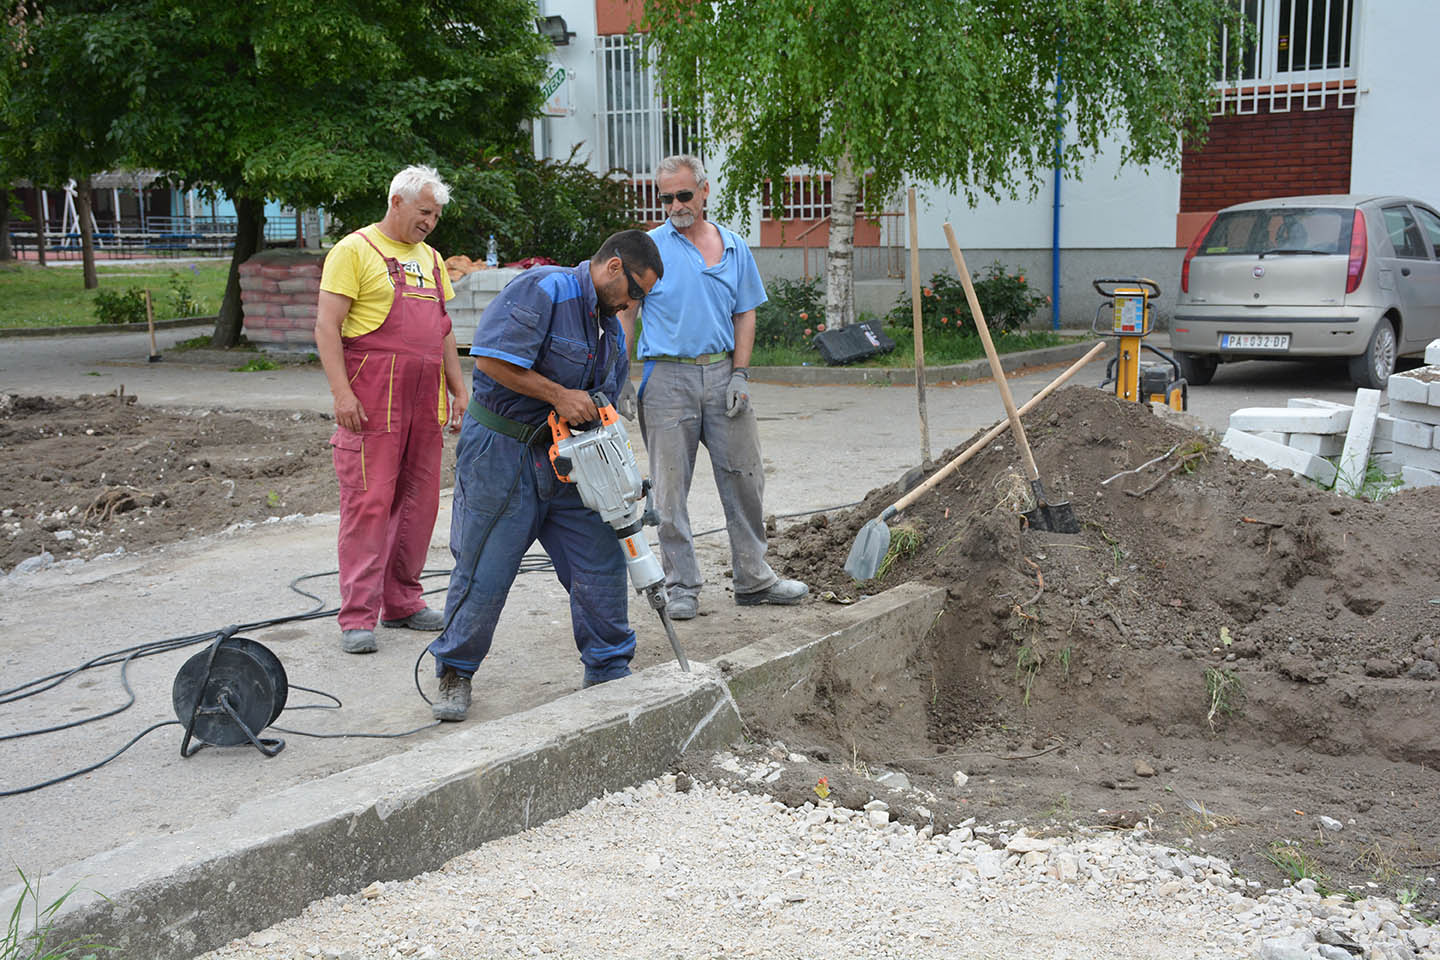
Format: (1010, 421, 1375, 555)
(1384, 206, 1430, 260)
(1199, 207, 1351, 256)
(1412, 206, 1440, 260)
(598, 35, 703, 222)
(1216, 0, 1356, 113)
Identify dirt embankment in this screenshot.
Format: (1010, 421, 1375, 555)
(0, 393, 456, 572)
(718, 386, 1440, 912)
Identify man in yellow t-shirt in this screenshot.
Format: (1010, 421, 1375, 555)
(314, 164, 467, 655)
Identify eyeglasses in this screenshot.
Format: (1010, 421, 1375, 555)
(621, 263, 647, 303)
(657, 190, 695, 206)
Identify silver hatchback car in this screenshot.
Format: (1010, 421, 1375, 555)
(1171, 194, 1440, 388)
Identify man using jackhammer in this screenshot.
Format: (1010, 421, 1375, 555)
(425, 230, 663, 722)
(315, 165, 467, 656)
(621, 154, 807, 621)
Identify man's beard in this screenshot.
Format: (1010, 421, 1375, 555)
(595, 292, 624, 317)
(668, 209, 696, 229)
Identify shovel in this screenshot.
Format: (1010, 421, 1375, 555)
(943, 224, 1077, 533)
(844, 341, 1105, 580)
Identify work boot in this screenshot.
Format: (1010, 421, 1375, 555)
(432, 667, 472, 722)
(340, 628, 377, 654)
(381, 606, 446, 631)
(735, 579, 809, 607)
(582, 665, 632, 689)
(665, 594, 698, 621)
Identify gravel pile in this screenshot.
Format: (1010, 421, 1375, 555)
(197, 762, 1435, 960)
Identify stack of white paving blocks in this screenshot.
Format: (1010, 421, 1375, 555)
(1220, 339, 1440, 493)
(1383, 338, 1440, 488)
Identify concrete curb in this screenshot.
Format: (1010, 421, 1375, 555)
(0, 316, 215, 338)
(747, 339, 1100, 386)
(5, 582, 946, 960)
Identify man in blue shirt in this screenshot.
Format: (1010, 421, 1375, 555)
(427, 230, 663, 721)
(622, 154, 808, 622)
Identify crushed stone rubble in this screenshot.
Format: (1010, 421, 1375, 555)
(197, 757, 1436, 960)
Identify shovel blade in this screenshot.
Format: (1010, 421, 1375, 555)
(1024, 479, 1079, 533)
(844, 517, 892, 582)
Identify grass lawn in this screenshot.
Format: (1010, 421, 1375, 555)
(0, 259, 231, 328)
(748, 324, 1075, 367)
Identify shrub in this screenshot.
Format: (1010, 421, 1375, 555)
(754, 277, 825, 348)
(93, 287, 148, 325)
(167, 268, 207, 318)
(888, 261, 1049, 337)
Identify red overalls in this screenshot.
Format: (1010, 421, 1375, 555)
(329, 231, 452, 630)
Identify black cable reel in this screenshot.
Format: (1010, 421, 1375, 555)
(172, 625, 288, 757)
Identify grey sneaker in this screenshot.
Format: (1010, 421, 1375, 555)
(432, 667, 472, 722)
(735, 579, 809, 606)
(340, 628, 377, 654)
(666, 594, 698, 621)
(381, 606, 446, 631)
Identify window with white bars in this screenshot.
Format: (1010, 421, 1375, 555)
(598, 34, 702, 222)
(1216, 0, 1357, 113)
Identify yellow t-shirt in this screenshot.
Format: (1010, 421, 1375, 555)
(320, 226, 456, 338)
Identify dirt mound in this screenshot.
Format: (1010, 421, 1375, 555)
(0, 394, 454, 571)
(748, 385, 1440, 910)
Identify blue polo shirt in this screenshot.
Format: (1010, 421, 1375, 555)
(470, 263, 629, 427)
(638, 220, 767, 357)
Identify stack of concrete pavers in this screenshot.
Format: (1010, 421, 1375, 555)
(1221, 339, 1440, 493)
(1383, 339, 1440, 488)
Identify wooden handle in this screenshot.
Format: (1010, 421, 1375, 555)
(908, 187, 930, 462)
(942, 223, 1040, 483)
(890, 341, 1105, 514)
(144, 289, 157, 354)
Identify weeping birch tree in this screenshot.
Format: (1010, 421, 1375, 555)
(642, 0, 1244, 327)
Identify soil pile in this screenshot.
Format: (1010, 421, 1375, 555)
(0, 393, 454, 571)
(732, 385, 1440, 911)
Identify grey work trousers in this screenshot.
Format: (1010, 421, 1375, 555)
(637, 356, 778, 602)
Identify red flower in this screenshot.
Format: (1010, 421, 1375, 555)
(923, 287, 933, 298)
(816, 323, 826, 331)
(798, 311, 808, 320)
(804, 327, 812, 336)
(940, 317, 948, 324)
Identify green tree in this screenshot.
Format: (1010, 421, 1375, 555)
(642, 0, 1244, 327)
(4, 0, 550, 344)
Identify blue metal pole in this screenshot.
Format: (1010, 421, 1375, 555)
(1051, 54, 1063, 331)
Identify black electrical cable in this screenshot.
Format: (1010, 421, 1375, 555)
(0, 721, 181, 798)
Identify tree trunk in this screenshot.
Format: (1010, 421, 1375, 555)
(211, 195, 266, 347)
(0, 191, 12, 261)
(76, 176, 98, 289)
(823, 151, 858, 329)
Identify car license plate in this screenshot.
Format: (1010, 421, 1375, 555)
(1220, 333, 1290, 351)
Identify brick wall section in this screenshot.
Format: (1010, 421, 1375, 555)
(238, 249, 326, 349)
(1180, 102, 1354, 212)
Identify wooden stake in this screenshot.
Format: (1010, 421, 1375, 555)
(908, 188, 931, 463)
(144, 288, 161, 362)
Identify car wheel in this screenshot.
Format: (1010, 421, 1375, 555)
(1348, 318, 1397, 389)
(1174, 351, 1218, 386)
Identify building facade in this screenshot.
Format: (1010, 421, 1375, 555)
(531, 0, 1434, 326)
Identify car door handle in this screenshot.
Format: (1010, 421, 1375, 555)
(1401, 267, 1411, 276)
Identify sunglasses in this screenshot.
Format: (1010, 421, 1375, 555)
(657, 190, 695, 206)
(621, 263, 647, 302)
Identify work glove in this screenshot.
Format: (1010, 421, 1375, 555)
(618, 380, 638, 421)
(725, 367, 750, 419)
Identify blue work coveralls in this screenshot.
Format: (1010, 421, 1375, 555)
(428, 264, 634, 686)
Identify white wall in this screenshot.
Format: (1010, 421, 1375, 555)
(1349, 0, 1440, 210)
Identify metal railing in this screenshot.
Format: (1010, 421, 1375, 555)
(1215, 0, 1357, 113)
(6, 216, 308, 261)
